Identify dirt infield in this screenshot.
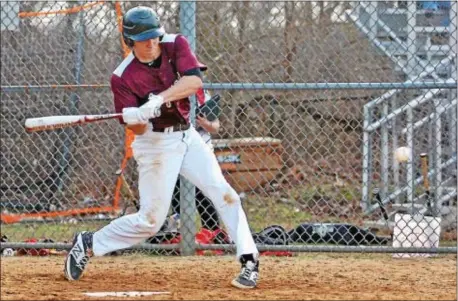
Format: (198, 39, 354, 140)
(1, 254, 456, 300)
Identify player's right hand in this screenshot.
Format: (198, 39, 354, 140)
(143, 94, 164, 118)
(122, 107, 149, 125)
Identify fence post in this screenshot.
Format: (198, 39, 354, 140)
(448, 1, 457, 190)
(381, 102, 389, 199)
(362, 104, 372, 212)
(406, 107, 414, 205)
(391, 95, 400, 204)
(433, 99, 442, 213)
(406, 1, 417, 77)
(179, 0, 197, 256)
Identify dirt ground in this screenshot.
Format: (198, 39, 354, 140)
(1, 254, 456, 300)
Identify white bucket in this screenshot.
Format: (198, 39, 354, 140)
(392, 213, 442, 258)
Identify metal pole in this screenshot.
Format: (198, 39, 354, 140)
(392, 95, 400, 204)
(406, 108, 414, 206)
(406, 1, 417, 77)
(353, 1, 361, 19)
(362, 105, 371, 212)
(2, 81, 456, 93)
(366, 1, 376, 42)
(179, 0, 197, 256)
(433, 99, 443, 214)
(2, 242, 457, 254)
(448, 1, 457, 185)
(381, 102, 389, 199)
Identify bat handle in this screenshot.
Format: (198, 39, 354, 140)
(420, 153, 435, 216)
(373, 188, 389, 221)
(420, 153, 430, 191)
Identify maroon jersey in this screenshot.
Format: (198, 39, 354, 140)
(110, 34, 207, 128)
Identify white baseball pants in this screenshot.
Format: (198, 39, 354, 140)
(92, 126, 258, 259)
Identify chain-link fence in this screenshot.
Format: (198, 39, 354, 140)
(1, 1, 456, 256)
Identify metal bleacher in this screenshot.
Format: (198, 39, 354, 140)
(348, 1, 457, 231)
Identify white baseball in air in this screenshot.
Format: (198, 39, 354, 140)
(394, 146, 411, 163)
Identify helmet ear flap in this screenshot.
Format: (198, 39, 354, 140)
(123, 36, 134, 48)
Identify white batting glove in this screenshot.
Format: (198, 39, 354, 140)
(142, 94, 164, 118)
(122, 107, 149, 125)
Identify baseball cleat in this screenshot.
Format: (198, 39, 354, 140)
(231, 256, 259, 289)
(64, 231, 93, 281)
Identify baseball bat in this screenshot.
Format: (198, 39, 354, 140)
(25, 113, 122, 132)
(420, 153, 433, 216)
(115, 168, 139, 212)
(373, 187, 389, 222)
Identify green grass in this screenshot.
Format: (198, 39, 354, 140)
(243, 194, 313, 232)
(1, 221, 108, 242)
(242, 184, 365, 232)
(439, 240, 457, 247)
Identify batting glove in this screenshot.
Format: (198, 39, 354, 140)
(143, 94, 164, 118)
(122, 107, 149, 125)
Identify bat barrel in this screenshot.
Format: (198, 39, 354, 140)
(25, 113, 121, 132)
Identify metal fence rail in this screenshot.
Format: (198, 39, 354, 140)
(1, 1, 456, 256)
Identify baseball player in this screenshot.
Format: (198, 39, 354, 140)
(63, 6, 259, 289)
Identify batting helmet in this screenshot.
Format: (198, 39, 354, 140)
(122, 6, 165, 47)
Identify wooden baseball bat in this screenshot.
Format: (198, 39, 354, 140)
(25, 113, 122, 132)
(420, 153, 433, 216)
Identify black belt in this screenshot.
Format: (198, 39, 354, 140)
(152, 123, 190, 133)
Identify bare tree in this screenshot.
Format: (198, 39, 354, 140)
(283, 1, 297, 83)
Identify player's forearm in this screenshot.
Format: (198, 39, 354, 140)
(202, 119, 220, 134)
(159, 75, 203, 103)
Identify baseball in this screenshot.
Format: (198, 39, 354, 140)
(395, 146, 411, 163)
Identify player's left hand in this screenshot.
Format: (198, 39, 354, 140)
(122, 107, 149, 125)
(196, 114, 220, 134)
(143, 94, 164, 118)
(196, 115, 210, 128)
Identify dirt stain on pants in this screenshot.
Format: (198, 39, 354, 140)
(223, 193, 235, 205)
